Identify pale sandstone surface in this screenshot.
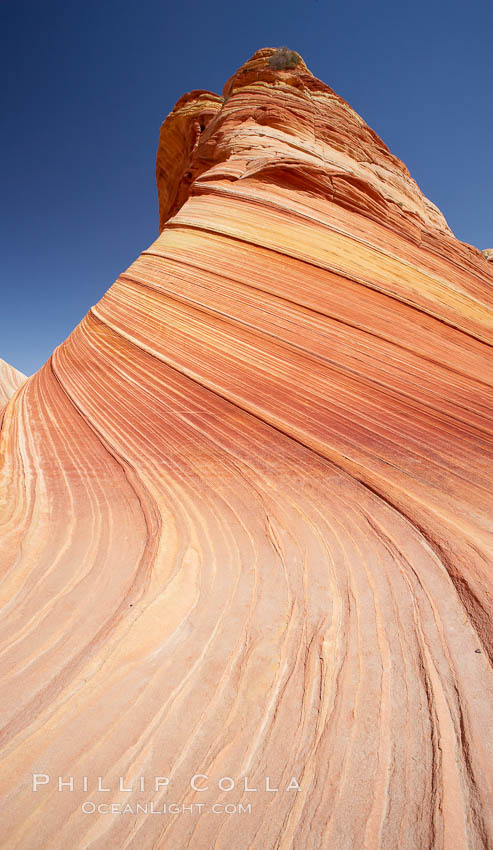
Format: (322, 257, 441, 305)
(1, 48, 493, 849)
(0, 357, 26, 411)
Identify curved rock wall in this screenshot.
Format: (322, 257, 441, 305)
(1, 48, 493, 850)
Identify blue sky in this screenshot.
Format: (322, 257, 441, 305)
(1, 0, 492, 376)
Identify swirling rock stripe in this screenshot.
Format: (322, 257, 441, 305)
(1, 48, 493, 849)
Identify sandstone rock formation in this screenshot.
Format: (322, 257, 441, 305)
(0, 357, 25, 411)
(1, 48, 493, 849)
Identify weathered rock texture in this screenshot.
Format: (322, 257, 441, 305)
(0, 357, 25, 411)
(1, 48, 493, 849)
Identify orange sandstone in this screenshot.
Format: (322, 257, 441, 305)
(1, 48, 493, 850)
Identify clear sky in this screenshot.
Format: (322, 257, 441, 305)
(1, 0, 492, 376)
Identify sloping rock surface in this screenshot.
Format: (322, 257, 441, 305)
(0, 357, 26, 411)
(1, 48, 493, 850)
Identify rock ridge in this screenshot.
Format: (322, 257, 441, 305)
(1, 47, 493, 850)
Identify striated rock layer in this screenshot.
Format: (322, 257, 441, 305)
(1, 48, 493, 849)
(0, 358, 26, 412)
